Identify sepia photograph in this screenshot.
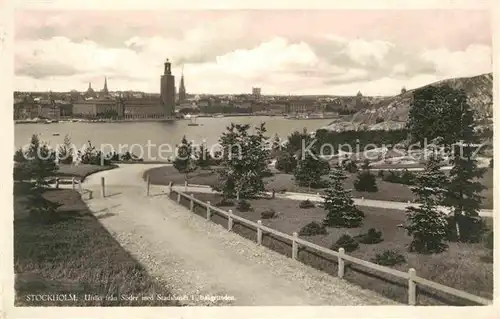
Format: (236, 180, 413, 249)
(4, 0, 496, 316)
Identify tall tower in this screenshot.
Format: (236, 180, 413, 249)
(178, 66, 186, 102)
(102, 77, 109, 95)
(160, 59, 176, 117)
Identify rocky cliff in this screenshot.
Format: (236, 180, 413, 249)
(351, 73, 493, 125)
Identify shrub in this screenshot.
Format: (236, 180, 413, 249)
(377, 170, 385, 178)
(354, 170, 378, 192)
(214, 199, 234, 207)
(372, 250, 406, 266)
(354, 228, 384, 244)
(331, 235, 359, 252)
(299, 222, 327, 236)
(299, 199, 315, 209)
(261, 209, 277, 219)
(343, 160, 358, 173)
(445, 215, 487, 243)
(261, 170, 274, 178)
(275, 152, 297, 173)
(236, 200, 252, 212)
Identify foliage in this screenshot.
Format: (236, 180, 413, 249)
(271, 133, 282, 157)
(445, 215, 487, 243)
(382, 170, 416, 185)
(407, 85, 472, 147)
(26, 192, 63, 223)
(298, 222, 327, 236)
(343, 159, 358, 173)
(285, 128, 313, 155)
(236, 200, 252, 212)
(173, 136, 198, 182)
(212, 123, 270, 200)
(261, 209, 277, 219)
(17, 134, 59, 188)
(195, 144, 213, 169)
(14, 148, 27, 163)
(377, 169, 385, 178)
(323, 165, 364, 228)
(56, 135, 74, 164)
(371, 250, 406, 266)
(331, 234, 359, 252)
(214, 198, 234, 207)
(294, 150, 329, 189)
(274, 151, 297, 173)
(405, 153, 449, 253)
(78, 140, 111, 166)
(354, 169, 378, 192)
(444, 98, 487, 242)
(354, 228, 384, 244)
(299, 199, 315, 209)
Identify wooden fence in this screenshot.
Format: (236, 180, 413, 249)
(166, 184, 492, 306)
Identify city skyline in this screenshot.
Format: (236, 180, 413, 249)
(15, 10, 492, 95)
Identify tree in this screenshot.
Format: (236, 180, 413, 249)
(407, 85, 469, 147)
(24, 134, 58, 188)
(212, 123, 269, 200)
(275, 151, 297, 173)
(271, 133, 282, 157)
(285, 128, 312, 155)
(195, 143, 212, 170)
(405, 153, 449, 253)
(294, 151, 329, 190)
(354, 169, 378, 192)
(323, 165, 364, 228)
(444, 100, 487, 242)
(173, 136, 198, 183)
(57, 134, 74, 164)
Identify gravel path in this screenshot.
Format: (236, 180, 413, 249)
(78, 164, 398, 306)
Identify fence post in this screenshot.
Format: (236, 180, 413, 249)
(55, 178, 59, 189)
(338, 248, 345, 279)
(408, 268, 416, 305)
(168, 181, 173, 194)
(190, 194, 194, 211)
(206, 201, 211, 220)
(101, 177, 105, 198)
(228, 209, 233, 231)
(257, 220, 263, 245)
(71, 177, 75, 190)
(146, 175, 151, 196)
(292, 232, 298, 260)
(78, 181, 82, 193)
(177, 192, 181, 203)
(361, 196, 364, 201)
(184, 180, 188, 192)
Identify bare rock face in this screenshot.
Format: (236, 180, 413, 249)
(351, 73, 493, 125)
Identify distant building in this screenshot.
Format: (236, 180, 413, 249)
(85, 82, 98, 99)
(101, 77, 109, 97)
(160, 59, 176, 117)
(252, 87, 261, 97)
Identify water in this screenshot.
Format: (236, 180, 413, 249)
(14, 116, 332, 160)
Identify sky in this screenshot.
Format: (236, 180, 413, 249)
(14, 10, 492, 96)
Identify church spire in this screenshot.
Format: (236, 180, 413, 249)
(178, 65, 186, 102)
(103, 77, 109, 95)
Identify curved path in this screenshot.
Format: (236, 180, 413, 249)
(72, 164, 397, 306)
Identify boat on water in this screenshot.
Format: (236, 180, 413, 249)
(52, 132, 60, 136)
(213, 114, 225, 118)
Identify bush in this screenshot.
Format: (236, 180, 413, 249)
(261, 170, 274, 178)
(382, 170, 415, 185)
(372, 250, 406, 266)
(343, 160, 358, 173)
(214, 198, 234, 207)
(446, 215, 487, 243)
(275, 152, 297, 173)
(261, 209, 277, 219)
(354, 228, 384, 244)
(299, 222, 327, 236)
(330, 235, 359, 252)
(354, 170, 378, 192)
(236, 200, 252, 212)
(299, 199, 315, 209)
(377, 170, 385, 178)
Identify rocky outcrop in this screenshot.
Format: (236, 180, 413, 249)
(352, 73, 493, 125)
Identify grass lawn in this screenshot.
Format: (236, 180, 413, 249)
(56, 164, 118, 181)
(14, 184, 178, 306)
(174, 191, 493, 306)
(147, 166, 493, 209)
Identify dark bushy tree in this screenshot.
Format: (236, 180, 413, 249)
(213, 123, 269, 200)
(173, 136, 198, 183)
(405, 153, 449, 253)
(57, 134, 74, 164)
(195, 143, 213, 170)
(275, 151, 297, 173)
(354, 169, 378, 192)
(323, 165, 364, 228)
(294, 151, 329, 189)
(331, 235, 359, 252)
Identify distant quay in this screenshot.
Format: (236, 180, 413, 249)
(14, 118, 176, 124)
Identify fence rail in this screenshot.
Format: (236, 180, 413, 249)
(165, 184, 492, 306)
